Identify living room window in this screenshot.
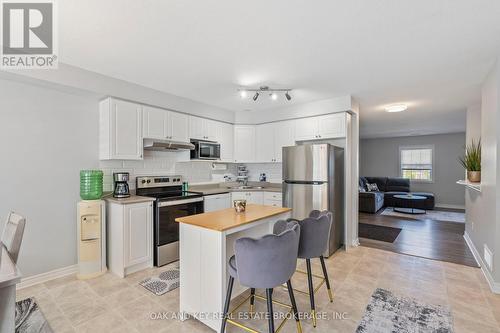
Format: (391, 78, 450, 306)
(399, 145, 434, 182)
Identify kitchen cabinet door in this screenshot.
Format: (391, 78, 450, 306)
(247, 192, 264, 205)
(110, 99, 143, 160)
(205, 119, 219, 142)
(294, 117, 318, 141)
(256, 123, 275, 162)
(204, 193, 231, 212)
(274, 120, 295, 162)
(233, 125, 256, 163)
(217, 122, 234, 162)
(318, 113, 346, 139)
(168, 111, 189, 142)
(189, 116, 205, 140)
(264, 192, 282, 207)
(143, 106, 167, 139)
(124, 202, 153, 267)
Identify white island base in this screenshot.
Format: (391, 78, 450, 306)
(177, 205, 292, 332)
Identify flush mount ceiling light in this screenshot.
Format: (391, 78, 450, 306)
(385, 104, 408, 112)
(238, 86, 292, 102)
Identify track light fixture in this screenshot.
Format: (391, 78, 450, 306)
(238, 86, 292, 102)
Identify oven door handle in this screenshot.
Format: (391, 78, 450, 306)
(158, 197, 204, 207)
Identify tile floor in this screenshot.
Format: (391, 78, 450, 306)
(17, 246, 500, 333)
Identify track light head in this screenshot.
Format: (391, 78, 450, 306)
(253, 92, 259, 101)
(285, 91, 292, 101)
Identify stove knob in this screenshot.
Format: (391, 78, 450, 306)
(147, 179, 151, 184)
(141, 180, 146, 184)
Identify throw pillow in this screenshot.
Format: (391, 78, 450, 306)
(366, 183, 379, 192)
(359, 186, 366, 192)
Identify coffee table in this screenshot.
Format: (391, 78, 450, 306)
(393, 194, 427, 214)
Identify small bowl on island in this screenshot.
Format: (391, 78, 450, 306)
(233, 200, 247, 213)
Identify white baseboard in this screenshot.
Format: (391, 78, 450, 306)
(464, 232, 500, 294)
(435, 203, 465, 210)
(17, 264, 78, 290)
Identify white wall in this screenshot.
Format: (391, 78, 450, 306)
(360, 133, 466, 207)
(0, 78, 99, 277)
(2, 64, 235, 123)
(465, 59, 500, 285)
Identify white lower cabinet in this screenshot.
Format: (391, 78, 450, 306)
(204, 193, 231, 212)
(231, 191, 264, 205)
(264, 192, 283, 207)
(107, 200, 154, 277)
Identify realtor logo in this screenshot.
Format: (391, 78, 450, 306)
(1, 0, 57, 69)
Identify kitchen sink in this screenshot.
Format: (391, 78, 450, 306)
(228, 186, 264, 190)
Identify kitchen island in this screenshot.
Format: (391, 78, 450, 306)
(175, 204, 292, 331)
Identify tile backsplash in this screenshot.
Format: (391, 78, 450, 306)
(99, 151, 237, 191)
(244, 163, 282, 183)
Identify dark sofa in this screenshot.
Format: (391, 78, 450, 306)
(359, 177, 435, 213)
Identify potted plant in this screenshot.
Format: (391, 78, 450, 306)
(459, 139, 481, 183)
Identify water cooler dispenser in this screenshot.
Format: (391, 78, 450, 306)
(77, 200, 107, 279)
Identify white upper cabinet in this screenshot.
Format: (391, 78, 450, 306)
(142, 106, 167, 139)
(143, 106, 189, 142)
(100, 98, 143, 160)
(256, 123, 275, 162)
(317, 113, 345, 139)
(234, 125, 256, 163)
(294, 113, 345, 141)
(255, 121, 295, 163)
(168, 112, 189, 142)
(274, 120, 295, 162)
(189, 116, 218, 141)
(294, 117, 318, 141)
(217, 122, 234, 162)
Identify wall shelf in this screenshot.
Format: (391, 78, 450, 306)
(457, 180, 481, 192)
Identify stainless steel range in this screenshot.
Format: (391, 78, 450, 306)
(136, 175, 204, 266)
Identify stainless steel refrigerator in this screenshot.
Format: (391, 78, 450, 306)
(282, 144, 344, 256)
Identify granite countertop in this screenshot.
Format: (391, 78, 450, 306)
(175, 204, 291, 231)
(190, 182, 282, 196)
(103, 194, 156, 204)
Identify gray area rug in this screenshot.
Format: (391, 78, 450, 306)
(15, 297, 53, 333)
(140, 268, 180, 296)
(357, 288, 453, 333)
(381, 207, 465, 223)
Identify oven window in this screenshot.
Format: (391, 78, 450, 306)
(157, 202, 202, 245)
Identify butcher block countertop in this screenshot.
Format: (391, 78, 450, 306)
(175, 204, 291, 232)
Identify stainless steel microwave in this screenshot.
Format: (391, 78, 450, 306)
(190, 140, 221, 160)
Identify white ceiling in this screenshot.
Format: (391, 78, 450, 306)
(58, 0, 500, 137)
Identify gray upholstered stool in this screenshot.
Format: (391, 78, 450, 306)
(221, 221, 302, 333)
(285, 210, 333, 327)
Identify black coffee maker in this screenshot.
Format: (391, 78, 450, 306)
(113, 172, 130, 198)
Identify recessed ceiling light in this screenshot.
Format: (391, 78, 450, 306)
(385, 104, 408, 112)
(239, 90, 248, 98)
(270, 92, 278, 101)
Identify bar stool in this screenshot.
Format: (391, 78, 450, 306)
(221, 221, 302, 333)
(286, 211, 333, 328)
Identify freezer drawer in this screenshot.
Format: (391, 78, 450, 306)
(283, 182, 329, 220)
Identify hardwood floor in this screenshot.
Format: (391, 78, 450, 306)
(359, 208, 479, 267)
